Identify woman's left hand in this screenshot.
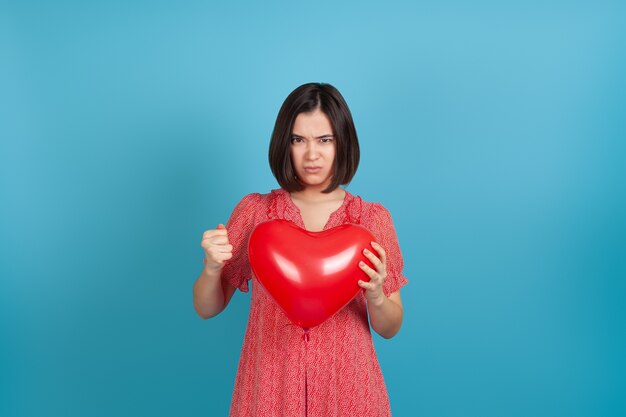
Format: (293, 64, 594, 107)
(358, 241, 387, 306)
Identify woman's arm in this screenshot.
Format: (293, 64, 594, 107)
(193, 267, 237, 319)
(366, 290, 403, 339)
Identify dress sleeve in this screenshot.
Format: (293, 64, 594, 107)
(220, 193, 261, 293)
(365, 203, 409, 297)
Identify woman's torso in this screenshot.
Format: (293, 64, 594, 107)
(227, 187, 393, 417)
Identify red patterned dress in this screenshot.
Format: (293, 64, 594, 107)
(221, 187, 409, 417)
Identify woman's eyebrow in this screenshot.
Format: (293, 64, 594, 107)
(291, 133, 335, 139)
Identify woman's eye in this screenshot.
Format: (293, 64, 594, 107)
(291, 137, 332, 143)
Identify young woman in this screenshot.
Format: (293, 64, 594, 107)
(193, 83, 408, 416)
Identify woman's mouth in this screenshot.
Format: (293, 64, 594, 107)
(304, 167, 322, 174)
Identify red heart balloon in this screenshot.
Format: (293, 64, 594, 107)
(248, 219, 376, 329)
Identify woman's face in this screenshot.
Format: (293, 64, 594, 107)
(290, 109, 336, 190)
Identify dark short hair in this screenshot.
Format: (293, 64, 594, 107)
(268, 82, 360, 193)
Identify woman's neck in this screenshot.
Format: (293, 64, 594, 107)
(290, 186, 345, 204)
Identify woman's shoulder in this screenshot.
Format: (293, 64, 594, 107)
(235, 189, 276, 204)
(352, 193, 391, 221)
(229, 191, 268, 215)
(334, 190, 393, 229)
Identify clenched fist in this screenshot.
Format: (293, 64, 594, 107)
(201, 224, 234, 271)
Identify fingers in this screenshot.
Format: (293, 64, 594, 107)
(211, 251, 234, 261)
(203, 244, 234, 267)
(362, 244, 387, 282)
(201, 225, 229, 246)
(201, 223, 235, 270)
(359, 260, 376, 278)
(203, 235, 229, 245)
(362, 247, 384, 272)
(370, 241, 387, 265)
(202, 237, 231, 251)
(211, 243, 233, 253)
(359, 257, 386, 289)
(201, 224, 233, 264)
(358, 279, 375, 290)
(203, 228, 228, 239)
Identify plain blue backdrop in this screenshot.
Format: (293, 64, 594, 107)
(1, 1, 625, 416)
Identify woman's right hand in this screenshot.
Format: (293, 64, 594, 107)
(201, 224, 234, 271)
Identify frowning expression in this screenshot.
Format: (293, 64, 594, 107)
(290, 109, 336, 188)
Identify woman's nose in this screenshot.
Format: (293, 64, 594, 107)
(305, 143, 319, 158)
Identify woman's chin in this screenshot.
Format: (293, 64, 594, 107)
(300, 179, 332, 189)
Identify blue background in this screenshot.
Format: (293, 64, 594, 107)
(1, 1, 625, 416)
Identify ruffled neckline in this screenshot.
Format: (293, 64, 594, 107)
(268, 187, 362, 231)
